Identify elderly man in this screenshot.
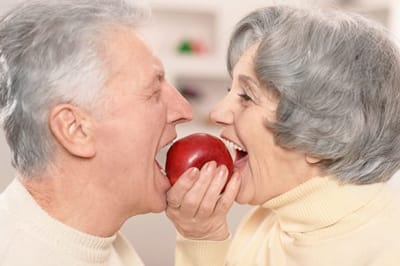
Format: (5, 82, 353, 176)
(0, 0, 192, 265)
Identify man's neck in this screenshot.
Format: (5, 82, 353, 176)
(21, 174, 126, 237)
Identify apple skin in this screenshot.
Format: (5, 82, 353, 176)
(165, 133, 234, 188)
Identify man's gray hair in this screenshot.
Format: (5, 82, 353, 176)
(0, 0, 149, 177)
(228, 6, 400, 184)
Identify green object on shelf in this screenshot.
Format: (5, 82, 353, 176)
(177, 40, 192, 54)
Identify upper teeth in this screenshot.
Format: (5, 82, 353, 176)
(223, 138, 247, 152)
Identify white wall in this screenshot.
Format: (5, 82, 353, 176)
(0, 130, 14, 188)
(389, 0, 400, 41)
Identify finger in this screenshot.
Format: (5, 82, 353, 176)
(195, 165, 228, 219)
(166, 167, 199, 209)
(179, 161, 218, 217)
(215, 172, 241, 215)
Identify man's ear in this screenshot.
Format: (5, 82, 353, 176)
(49, 104, 96, 158)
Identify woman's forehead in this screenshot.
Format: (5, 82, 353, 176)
(232, 45, 259, 78)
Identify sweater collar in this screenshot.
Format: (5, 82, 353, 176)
(4, 178, 118, 263)
(261, 176, 387, 234)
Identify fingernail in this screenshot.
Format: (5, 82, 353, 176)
(205, 161, 216, 172)
(189, 167, 199, 179)
(217, 166, 227, 179)
(231, 172, 240, 181)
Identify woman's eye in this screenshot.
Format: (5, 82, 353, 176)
(238, 93, 253, 102)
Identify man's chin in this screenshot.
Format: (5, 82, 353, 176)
(148, 198, 168, 214)
(147, 208, 166, 215)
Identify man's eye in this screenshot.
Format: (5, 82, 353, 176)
(152, 90, 161, 98)
(146, 89, 161, 101)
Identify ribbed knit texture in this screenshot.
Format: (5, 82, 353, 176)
(0, 178, 144, 266)
(175, 232, 230, 266)
(175, 176, 400, 266)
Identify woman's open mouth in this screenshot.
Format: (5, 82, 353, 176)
(235, 149, 248, 162)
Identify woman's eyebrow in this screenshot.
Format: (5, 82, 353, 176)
(238, 74, 261, 96)
(238, 74, 260, 89)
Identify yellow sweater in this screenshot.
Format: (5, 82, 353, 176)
(175, 176, 400, 265)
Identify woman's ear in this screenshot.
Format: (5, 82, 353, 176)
(49, 104, 96, 158)
(305, 154, 321, 165)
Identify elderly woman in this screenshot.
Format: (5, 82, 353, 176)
(166, 5, 400, 266)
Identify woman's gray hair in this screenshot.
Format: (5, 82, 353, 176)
(228, 6, 400, 184)
(0, 0, 149, 177)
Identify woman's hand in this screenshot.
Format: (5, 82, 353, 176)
(166, 161, 241, 241)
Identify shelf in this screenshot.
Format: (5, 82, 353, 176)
(176, 75, 230, 125)
(141, 4, 218, 57)
(162, 54, 228, 81)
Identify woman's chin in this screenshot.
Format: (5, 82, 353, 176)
(233, 165, 253, 204)
(235, 196, 248, 205)
(234, 185, 252, 205)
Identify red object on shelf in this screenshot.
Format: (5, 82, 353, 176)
(191, 39, 206, 54)
(176, 39, 207, 55)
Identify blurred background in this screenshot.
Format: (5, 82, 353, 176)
(1, 0, 400, 265)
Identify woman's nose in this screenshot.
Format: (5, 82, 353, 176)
(209, 96, 234, 126)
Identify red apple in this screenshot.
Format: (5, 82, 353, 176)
(165, 133, 234, 189)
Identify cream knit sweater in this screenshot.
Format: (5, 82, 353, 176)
(0, 179, 144, 266)
(175, 176, 400, 266)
